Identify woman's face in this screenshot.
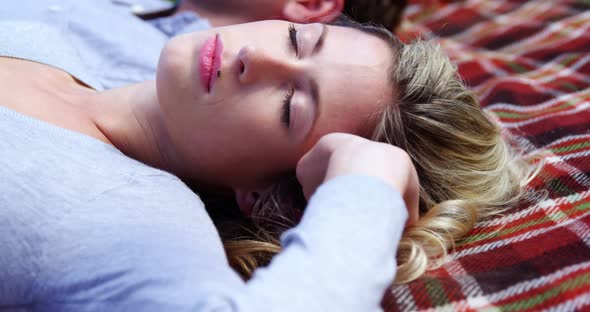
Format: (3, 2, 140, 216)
(156, 20, 393, 190)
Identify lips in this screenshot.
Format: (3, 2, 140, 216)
(199, 34, 223, 93)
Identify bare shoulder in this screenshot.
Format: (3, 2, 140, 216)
(0, 57, 111, 144)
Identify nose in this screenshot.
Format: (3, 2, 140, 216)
(237, 45, 300, 84)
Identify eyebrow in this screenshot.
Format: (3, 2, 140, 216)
(313, 24, 328, 55)
(311, 79, 320, 116)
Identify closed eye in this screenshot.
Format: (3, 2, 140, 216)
(288, 23, 299, 57)
(282, 87, 294, 128)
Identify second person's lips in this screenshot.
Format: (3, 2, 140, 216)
(199, 34, 224, 93)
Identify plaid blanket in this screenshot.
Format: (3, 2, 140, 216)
(385, 1, 590, 311)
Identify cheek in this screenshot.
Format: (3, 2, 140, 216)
(224, 94, 297, 168)
(219, 105, 278, 146)
(227, 90, 279, 130)
(301, 104, 379, 153)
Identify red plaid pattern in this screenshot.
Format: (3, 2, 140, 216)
(384, 0, 590, 310)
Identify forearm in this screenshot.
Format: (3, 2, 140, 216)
(234, 175, 408, 311)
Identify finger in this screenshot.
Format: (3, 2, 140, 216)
(296, 157, 322, 200)
(296, 133, 357, 199)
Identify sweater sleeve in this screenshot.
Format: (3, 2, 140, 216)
(39, 175, 407, 312)
(234, 175, 408, 312)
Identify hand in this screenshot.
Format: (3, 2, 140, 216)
(296, 133, 419, 224)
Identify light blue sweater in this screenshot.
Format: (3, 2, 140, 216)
(0, 0, 208, 91)
(0, 1, 408, 311)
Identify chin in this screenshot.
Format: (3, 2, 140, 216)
(157, 37, 192, 86)
(156, 35, 203, 112)
(155, 38, 201, 159)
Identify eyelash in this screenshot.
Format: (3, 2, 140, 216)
(282, 87, 295, 128)
(282, 24, 298, 128)
(288, 23, 299, 56)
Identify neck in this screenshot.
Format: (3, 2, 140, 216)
(85, 81, 182, 176)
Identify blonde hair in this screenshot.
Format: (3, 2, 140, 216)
(373, 40, 538, 282)
(212, 30, 539, 284)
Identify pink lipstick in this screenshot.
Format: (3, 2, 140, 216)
(199, 34, 223, 93)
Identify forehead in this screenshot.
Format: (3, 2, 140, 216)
(324, 25, 393, 67)
(305, 25, 394, 147)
